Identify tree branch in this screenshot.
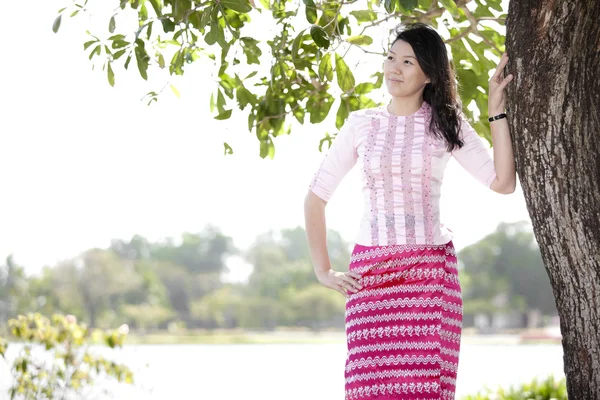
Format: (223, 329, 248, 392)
(462, 7, 503, 54)
(446, 26, 475, 43)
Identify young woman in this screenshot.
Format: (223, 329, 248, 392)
(304, 23, 516, 399)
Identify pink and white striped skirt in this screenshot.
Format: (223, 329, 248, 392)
(344, 241, 462, 400)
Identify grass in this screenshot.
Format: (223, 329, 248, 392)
(124, 329, 346, 345)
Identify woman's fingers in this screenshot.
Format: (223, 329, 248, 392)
(335, 285, 348, 297)
(498, 74, 514, 91)
(322, 270, 363, 297)
(349, 271, 362, 279)
(341, 275, 362, 292)
(344, 271, 362, 282)
(492, 53, 509, 80)
(490, 54, 510, 88)
(339, 280, 353, 294)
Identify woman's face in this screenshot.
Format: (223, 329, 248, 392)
(383, 39, 431, 99)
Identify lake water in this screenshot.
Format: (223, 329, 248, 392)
(0, 342, 564, 399)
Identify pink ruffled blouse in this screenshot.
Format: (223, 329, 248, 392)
(309, 102, 497, 246)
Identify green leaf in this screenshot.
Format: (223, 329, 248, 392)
(210, 92, 216, 112)
(439, 0, 460, 17)
(307, 92, 334, 123)
(200, 6, 212, 31)
(346, 35, 373, 46)
(335, 53, 355, 93)
(149, 0, 163, 16)
(384, 0, 397, 13)
(236, 87, 256, 109)
(472, 3, 495, 17)
(107, 62, 115, 87)
(486, 0, 503, 12)
(224, 142, 234, 155)
(319, 133, 333, 151)
(338, 16, 351, 36)
(349, 10, 377, 23)
(248, 113, 255, 130)
(220, 0, 252, 13)
(355, 82, 374, 94)
(310, 25, 330, 49)
(140, 4, 148, 20)
(83, 40, 97, 50)
(134, 39, 149, 80)
(111, 40, 130, 49)
(371, 71, 384, 88)
(108, 34, 126, 41)
(219, 72, 237, 96)
(161, 18, 176, 33)
(113, 49, 127, 59)
(240, 37, 262, 64)
(215, 109, 233, 120)
(457, 68, 479, 98)
(205, 22, 218, 45)
(165, 39, 181, 46)
(336, 98, 350, 129)
(216, 24, 227, 47)
(291, 29, 306, 63)
(52, 15, 62, 33)
(170, 84, 180, 98)
(189, 10, 202, 29)
(318, 52, 333, 81)
(125, 54, 132, 69)
(217, 89, 226, 113)
(169, 49, 183, 75)
(304, 0, 317, 23)
(293, 107, 305, 124)
(146, 21, 154, 40)
(259, 138, 275, 159)
(399, 0, 418, 11)
(109, 16, 116, 33)
(356, 94, 378, 109)
(89, 44, 101, 60)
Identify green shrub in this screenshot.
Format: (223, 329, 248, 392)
(0, 313, 134, 399)
(463, 375, 567, 400)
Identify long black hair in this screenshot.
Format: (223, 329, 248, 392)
(392, 23, 464, 151)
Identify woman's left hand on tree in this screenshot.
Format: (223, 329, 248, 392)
(488, 52, 514, 116)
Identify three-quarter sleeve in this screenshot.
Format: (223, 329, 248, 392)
(451, 116, 497, 188)
(308, 113, 359, 202)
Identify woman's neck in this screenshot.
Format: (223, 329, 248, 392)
(387, 96, 425, 116)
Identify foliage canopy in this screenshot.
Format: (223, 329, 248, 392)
(53, 0, 506, 156)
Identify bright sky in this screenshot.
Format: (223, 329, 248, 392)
(0, 1, 529, 281)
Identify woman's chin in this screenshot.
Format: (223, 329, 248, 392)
(386, 89, 406, 98)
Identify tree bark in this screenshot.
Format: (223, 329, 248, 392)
(506, 1, 600, 397)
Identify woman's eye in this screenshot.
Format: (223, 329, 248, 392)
(386, 56, 393, 60)
(404, 60, 413, 65)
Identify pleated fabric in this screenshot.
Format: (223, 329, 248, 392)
(344, 241, 462, 400)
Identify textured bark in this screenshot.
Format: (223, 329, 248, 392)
(506, 1, 600, 398)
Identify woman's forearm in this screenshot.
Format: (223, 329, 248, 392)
(304, 191, 331, 277)
(489, 114, 517, 194)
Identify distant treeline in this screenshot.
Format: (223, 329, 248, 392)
(0, 222, 557, 333)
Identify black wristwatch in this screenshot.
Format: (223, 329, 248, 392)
(488, 113, 507, 122)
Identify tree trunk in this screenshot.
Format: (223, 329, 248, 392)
(506, 1, 600, 397)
